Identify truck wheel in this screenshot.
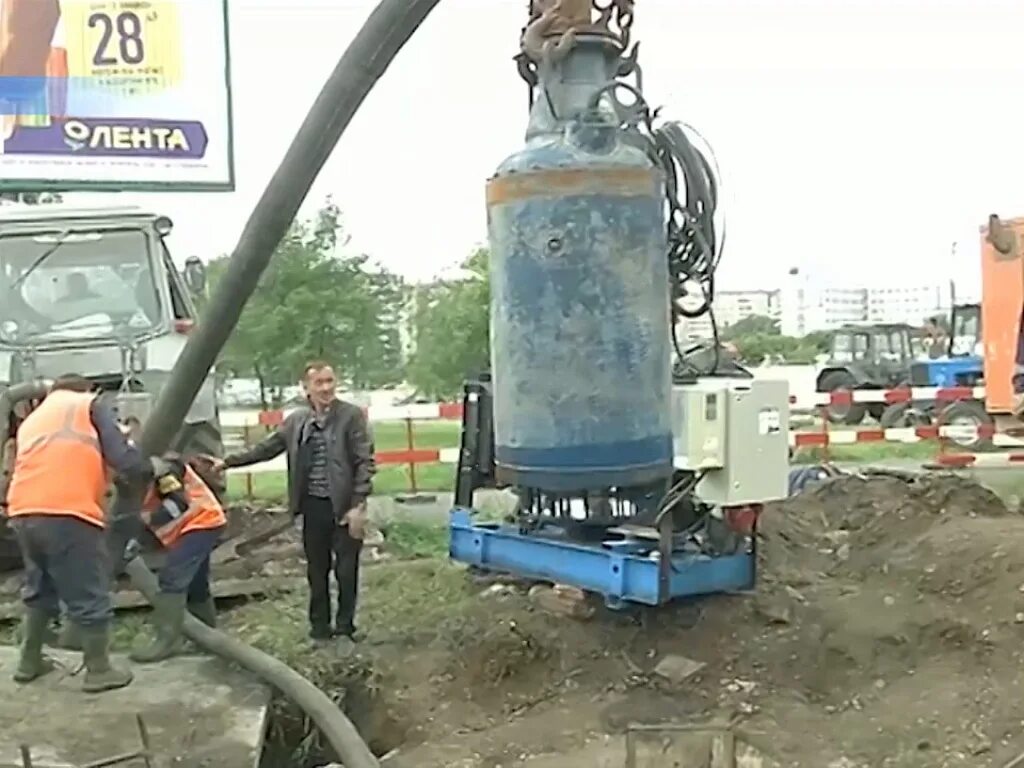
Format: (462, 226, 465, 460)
(937, 400, 995, 452)
(819, 370, 866, 426)
(879, 403, 932, 430)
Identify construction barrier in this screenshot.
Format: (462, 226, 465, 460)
(790, 385, 987, 409)
(220, 384, 1024, 499)
(222, 403, 463, 499)
(786, 384, 1024, 469)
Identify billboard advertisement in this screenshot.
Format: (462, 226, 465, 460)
(0, 0, 233, 191)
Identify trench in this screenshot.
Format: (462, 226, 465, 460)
(259, 673, 410, 767)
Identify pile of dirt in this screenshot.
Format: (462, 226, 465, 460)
(366, 472, 1024, 768)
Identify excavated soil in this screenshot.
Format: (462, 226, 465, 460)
(345, 474, 1024, 767)
(5, 477, 1017, 766)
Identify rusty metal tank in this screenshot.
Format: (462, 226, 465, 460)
(485, 31, 673, 493)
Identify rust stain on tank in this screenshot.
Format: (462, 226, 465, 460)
(486, 167, 658, 205)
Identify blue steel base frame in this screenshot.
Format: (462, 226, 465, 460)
(449, 508, 756, 609)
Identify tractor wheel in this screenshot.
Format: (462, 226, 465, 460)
(819, 370, 866, 426)
(937, 400, 995, 452)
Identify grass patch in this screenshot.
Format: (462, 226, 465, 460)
(225, 419, 460, 502)
(226, 419, 461, 454)
(222, 557, 473, 669)
(227, 462, 455, 502)
(377, 519, 449, 559)
(792, 441, 938, 465)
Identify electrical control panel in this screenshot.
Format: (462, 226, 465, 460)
(671, 378, 790, 506)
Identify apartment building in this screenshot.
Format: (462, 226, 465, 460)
(682, 289, 782, 338)
(780, 268, 951, 336)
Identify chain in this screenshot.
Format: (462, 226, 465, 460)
(516, 0, 636, 93)
(592, 0, 635, 51)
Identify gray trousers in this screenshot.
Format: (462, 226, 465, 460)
(10, 515, 113, 628)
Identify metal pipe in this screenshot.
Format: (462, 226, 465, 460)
(117, 1, 446, 766)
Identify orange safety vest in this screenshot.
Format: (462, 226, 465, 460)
(6, 389, 108, 528)
(141, 465, 226, 548)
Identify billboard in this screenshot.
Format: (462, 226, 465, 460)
(0, 0, 233, 192)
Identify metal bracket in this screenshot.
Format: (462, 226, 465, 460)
(14, 713, 153, 768)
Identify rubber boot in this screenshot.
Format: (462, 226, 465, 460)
(13, 609, 56, 683)
(187, 596, 217, 629)
(55, 620, 82, 651)
(130, 592, 186, 664)
(80, 624, 133, 693)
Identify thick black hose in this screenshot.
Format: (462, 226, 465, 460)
(124, 559, 379, 768)
(137, 0, 443, 456)
(119, 1, 445, 765)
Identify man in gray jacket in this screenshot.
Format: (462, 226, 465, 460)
(213, 361, 375, 641)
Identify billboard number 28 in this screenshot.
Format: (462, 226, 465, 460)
(88, 11, 145, 66)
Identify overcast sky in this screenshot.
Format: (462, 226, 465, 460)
(72, 0, 1024, 297)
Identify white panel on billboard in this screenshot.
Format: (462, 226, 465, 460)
(0, 0, 233, 191)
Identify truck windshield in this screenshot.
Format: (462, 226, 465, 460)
(0, 228, 162, 345)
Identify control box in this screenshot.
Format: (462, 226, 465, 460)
(671, 378, 790, 506)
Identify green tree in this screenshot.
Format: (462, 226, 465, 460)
(206, 199, 405, 405)
(721, 313, 780, 340)
(407, 247, 490, 400)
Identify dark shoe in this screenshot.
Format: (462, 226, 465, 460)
(309, 625, 333, 642)
(130, 592, 186, 664)
(187, 596, 217, 629)
(13, 609, 56, 683)
(80, 624, 133, 693)
(333, 625, 359, 641)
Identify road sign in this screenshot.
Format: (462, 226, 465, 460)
(0, 0, 234, 192)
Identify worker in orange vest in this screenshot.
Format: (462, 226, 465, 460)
(128, 453, 227, 663)
(4, 374, 147, 692)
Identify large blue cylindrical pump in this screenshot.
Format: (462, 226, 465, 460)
(485, 33, 673, 493)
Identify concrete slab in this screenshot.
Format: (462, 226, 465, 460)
(0, 647, 270, 767)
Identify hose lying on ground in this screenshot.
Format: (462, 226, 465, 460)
(114, 0, 445, 765)
(124, 559, 379, 768)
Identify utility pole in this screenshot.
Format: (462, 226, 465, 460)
(949, 240, 958, 308)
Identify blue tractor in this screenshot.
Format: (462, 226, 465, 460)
(886, 304, 990, 448)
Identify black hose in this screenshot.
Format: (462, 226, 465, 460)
(137, 0, 443, 457)
(124, 559, 379, 768)
(115, 0, 445, 765)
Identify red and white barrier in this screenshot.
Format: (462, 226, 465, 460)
(220, 386, 1024, 484)
(220, 402, 464, 429)
(789, 424, 1024, 449)
(222, 385, 989, 428)
(226, 447, 461, 475)
(790, 386, 986, 410)
(931, 452, 1024, 468)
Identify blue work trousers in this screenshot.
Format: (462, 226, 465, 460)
(158, 527, 224, 603)
(11, 514, 112, 628)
